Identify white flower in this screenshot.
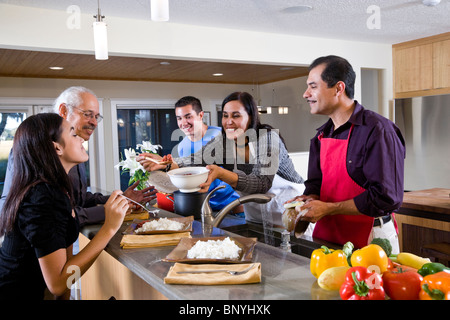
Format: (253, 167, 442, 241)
(137, 141, 162, 154)
(115, 147, 145, 176)
(125, 147, 138, 159)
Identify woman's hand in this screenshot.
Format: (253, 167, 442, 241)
(103, 190, 129, 233)
(198, 165, 220, 193)
(198, 165, 238, 193)
(39, 190, 129, 297)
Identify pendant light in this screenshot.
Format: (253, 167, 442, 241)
(93, 0, 108, 60)
(151, 0, 169, 22)
(271, 88, 289, 115)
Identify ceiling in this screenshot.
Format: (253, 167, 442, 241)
(1, 0, 449, 84)
(0, 48, 309, 84)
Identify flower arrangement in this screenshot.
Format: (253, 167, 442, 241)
(115, 141, 162, 190)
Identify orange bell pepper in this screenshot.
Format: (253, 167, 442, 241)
(350, 244, 389, 274)
(419, 270, 450, 300)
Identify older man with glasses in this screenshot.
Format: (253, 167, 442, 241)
(0, 86, 156, 227)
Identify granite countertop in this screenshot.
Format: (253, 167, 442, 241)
(81, 210, 339, 300)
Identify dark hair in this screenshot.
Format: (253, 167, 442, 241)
(221, 92, 285, 143)
(175, 96, 203, 114)
(0, 113, 73, 237)
(309, 55, 356, 99)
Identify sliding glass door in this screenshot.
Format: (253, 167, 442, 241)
(116, 107, 178, 190)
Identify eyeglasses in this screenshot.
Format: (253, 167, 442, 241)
(72, 106, 103, 123)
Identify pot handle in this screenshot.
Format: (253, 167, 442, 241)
(166, 194, 174, 203)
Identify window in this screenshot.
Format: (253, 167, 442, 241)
(0, 110, 28, 195)
(115, 106, 179, 190)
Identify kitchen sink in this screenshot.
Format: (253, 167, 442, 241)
(221, 222, 341, 258)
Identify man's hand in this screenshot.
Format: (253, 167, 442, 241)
(285, 194, 319, 205)
(300, 198, 361, 223)
(123, 181, 157, 210)
(137, 153, 169, 171)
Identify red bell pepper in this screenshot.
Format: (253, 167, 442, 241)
(340, 266, 385, 300)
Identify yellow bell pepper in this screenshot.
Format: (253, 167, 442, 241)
(350, 244, 389, 274)
(310, 245, 350, 278)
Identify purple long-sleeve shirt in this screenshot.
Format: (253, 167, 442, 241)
(304, 102, 406, 218)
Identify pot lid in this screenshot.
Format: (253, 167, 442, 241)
(147, 170, 179, 194)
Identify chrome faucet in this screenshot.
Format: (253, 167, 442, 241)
(201, 185, 274, 235)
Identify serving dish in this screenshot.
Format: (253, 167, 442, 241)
(167, 167, 209, 193)
(123, 216, 194, 235)
(163, 236, 257, 264)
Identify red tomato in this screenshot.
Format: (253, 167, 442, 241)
(382, 266, 423, 300)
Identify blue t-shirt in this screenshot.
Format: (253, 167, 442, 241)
(177, 126, 241, 212)
(177, 126, 221, 157)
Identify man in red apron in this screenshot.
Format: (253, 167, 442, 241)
(291, 56, 405, 252)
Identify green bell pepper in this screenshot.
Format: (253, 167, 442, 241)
(418, 262, 450, 277)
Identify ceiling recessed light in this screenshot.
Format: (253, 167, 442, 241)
(422, 0, 441, 6)
(213, 73, 223, 77)
(281, 5, 313, 14)
(49, 66, 64, 70)
(160, 61, 171, 65)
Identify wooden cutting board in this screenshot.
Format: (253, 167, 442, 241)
(402, 188, 450, 215)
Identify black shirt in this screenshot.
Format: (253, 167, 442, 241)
(0, 182, 78, 300)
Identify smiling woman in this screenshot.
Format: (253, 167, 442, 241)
(0, 113, 128, 300)
(139, 92, 305, 226)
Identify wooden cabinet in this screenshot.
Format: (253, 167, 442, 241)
(396, 188, 450, 257)
(394, 44, 433, 93)
(78, 234, 167, 300)
(393, 32, 450, 98)
(433, 39, 450, 89)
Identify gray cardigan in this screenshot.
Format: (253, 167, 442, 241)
(174, 129, 303, 194)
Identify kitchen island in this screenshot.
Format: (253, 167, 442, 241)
(79, 209, 339, 300)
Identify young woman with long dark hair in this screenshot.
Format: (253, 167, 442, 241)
(0, 113, 128, 299)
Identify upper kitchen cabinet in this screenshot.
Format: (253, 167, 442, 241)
(433, 39, 450, 89)
(393, 32, 450, 99)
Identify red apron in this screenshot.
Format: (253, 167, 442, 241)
(312, 125, 374, 249)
